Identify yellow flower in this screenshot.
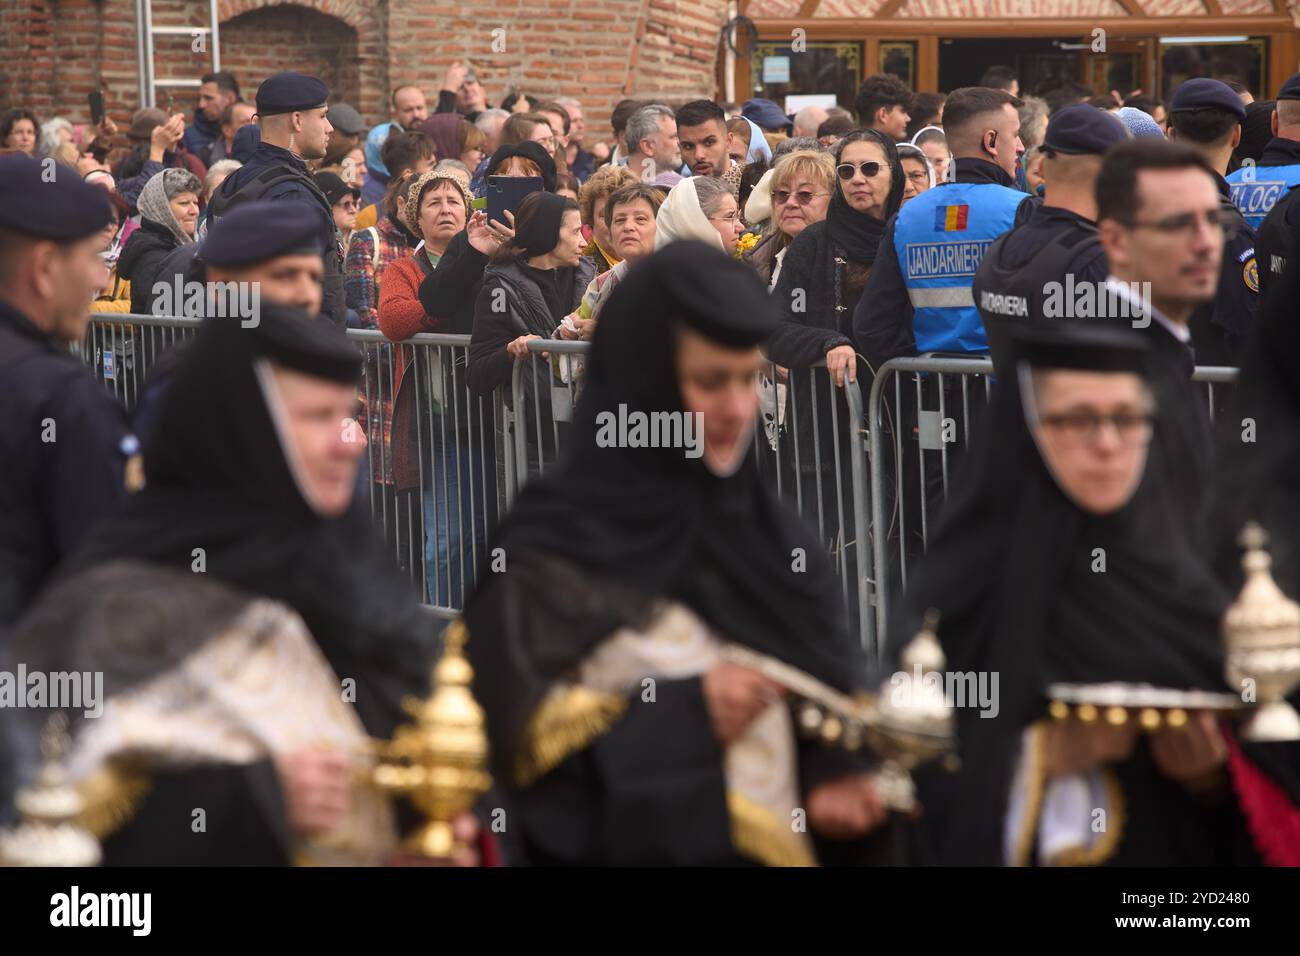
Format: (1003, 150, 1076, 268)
(735, 231, 760, 258)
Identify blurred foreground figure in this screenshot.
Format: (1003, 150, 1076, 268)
(464, 241, 897, 866)
(895, 321, 1298, 865)
(11, 307, 463, 865)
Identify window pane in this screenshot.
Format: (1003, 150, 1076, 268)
(751, 42, 863, 111)
(1160, 37, 1267, 100)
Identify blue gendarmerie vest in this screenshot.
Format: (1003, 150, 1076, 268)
(1226, 138, 1300, 229)
(894, 179, 1025, 354)
(1226, 165, 1300, 229)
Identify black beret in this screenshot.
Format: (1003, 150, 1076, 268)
(1277, 72, 1300, 101)
(313, 171, 359, 207)
(0, 154, 111, 240)
(1041, 104, 1128, 156)
(1170, 78, 1247, 120)
(256, 72, 330, 116)
(202, 201, 324, 267)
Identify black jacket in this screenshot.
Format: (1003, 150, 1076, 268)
(118, 219, 184, 315)
(417, 230, 488, 337)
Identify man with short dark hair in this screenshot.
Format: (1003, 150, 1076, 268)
(204, 100, 257, 167)
(353, 130, 435, 230)
(185, 71, 241, 156)
(1167, 78, 1259, 365)
(390, 85, 429, 131)
(207, 72, 346, 326)
(979, 65, 1019, 97)
(1095, 138, 1226, 532)
(855, 86, 1028, 366)
(854, 73, 913, 140)
(436, 61, 488, 122)
(676, 99, 745, 197)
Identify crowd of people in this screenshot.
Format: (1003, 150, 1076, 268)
(2, 54, 1300, 868)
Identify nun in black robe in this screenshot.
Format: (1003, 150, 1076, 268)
(462, 240, 897, 866)
(10, 305, 440, 865)
(893, 320, 1281, 865)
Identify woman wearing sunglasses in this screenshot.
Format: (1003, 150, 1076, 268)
(743, 149, 835, 290)
(769, 128, 904, 390)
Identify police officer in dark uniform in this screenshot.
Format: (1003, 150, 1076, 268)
(973, 104, 1127, 372)
(1225, 73, 1300, 230)
(1255, 164, 1300, 308)
(1167, 78, 1259, 368)
(0, 155, 138, 627)
(205, 71, 345, 326)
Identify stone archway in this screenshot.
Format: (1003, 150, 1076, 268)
(218, 3, 362, 109)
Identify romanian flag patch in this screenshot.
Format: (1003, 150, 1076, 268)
(933, 204, 970, 231)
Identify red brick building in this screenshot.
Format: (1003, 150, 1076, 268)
(0, 0, 732, 141)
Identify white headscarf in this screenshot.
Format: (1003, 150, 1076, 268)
(137, 168, 201, 246)
(654, 177, 724, 252)
(743, 167, 775, 225)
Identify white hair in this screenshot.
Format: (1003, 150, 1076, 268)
(475, 108, 509, 134)
(626, 105, 675, 154)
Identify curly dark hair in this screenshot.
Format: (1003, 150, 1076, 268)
(854, 74, 913, 126)
(1, 107, 38, 148)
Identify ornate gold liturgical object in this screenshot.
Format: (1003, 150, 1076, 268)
(0, 715, 101, 867)
(1223, 523, 1300, 741)
(371, 620, 491, 858)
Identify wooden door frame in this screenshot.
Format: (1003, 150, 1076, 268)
(732, 15, 1298, 98)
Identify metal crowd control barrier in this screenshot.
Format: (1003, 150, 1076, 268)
(866, 355, 1241, 638)
(84, 315, 509, 613)
(510, 340, 876, 653)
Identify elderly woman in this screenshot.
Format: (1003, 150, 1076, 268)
(376, 169, 487, 608)
(895, 142, 934, 207)
(743, 149, 835, 289)
(655, 175, 744, 255)
(118, 168, 201, 315)
(566, 182, 665, 341)
(768, 130, 904, 628)
(577, 163, 638, 273)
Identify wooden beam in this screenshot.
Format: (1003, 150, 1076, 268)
(797, 0, 822, 18)
(875, 0, 908, 17)
(1202, 0, 1222, 14)
(749, 15, 1292, 38)
(1115, 0, 1146, 16)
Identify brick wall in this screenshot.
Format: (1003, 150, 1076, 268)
(0, 0, 729, 148)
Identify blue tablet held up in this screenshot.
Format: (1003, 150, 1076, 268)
(486, 175, 544, 231)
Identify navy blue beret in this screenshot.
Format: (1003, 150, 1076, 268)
(1042, 105, 1128, 156)
(742, 98, 791, 133)
(202, 201, 324, 267)
(1170, 78, 1247, 120)
(0, 154, 111, 240)
(1277, 72, 1300, 101)
(256, 72, 330, 116)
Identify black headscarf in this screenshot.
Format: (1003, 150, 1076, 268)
(485, 140, 558, 193)
(464, 241, 868, 769)
(512, 191, 570, 257)
(57, 306, 437, 735)
(893, 321, 1230, 863)
(826, 129, 904, 266)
